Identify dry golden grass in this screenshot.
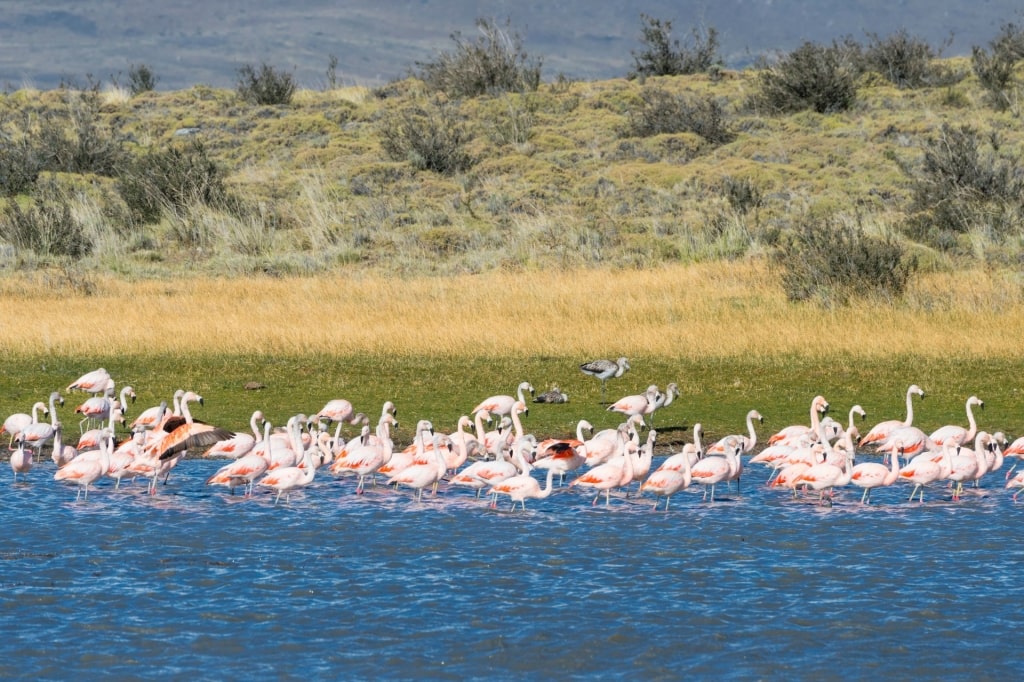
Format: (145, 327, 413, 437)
(2, 262, 1022, 359)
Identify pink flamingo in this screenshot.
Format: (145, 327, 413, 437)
(947, 432, 991, 501)
(472, 381, 535, 419)
(569, 425, 634, 506)
(641, 435, 693, 510)
(2, 400, 49, 447)
(706, 410, 763, 455)
(929, 396, 983, 448)
(850, 441, 902, 504)
(488, 464, 556, 511)
(450, 438, 530, 497)
(258, 436, 318, 505)
(692, 436, 742, 502)
(54, 428, 113, 501)
(655, 424, 704, 474)
(207, 421, 273, 495)
(19, 391, 63, 457)
(66, 368, 112, 394)
(899, 440, 954, 502)
(607, 385, 661, 422)
(792, 433, 854, 505)
(10, 436, 33, 481)
(203, 410, 265, 459)
(50, 422, 78, 467)
(767, 395, 829, 447)
(860, 384, 925, 448)
(387, 427, 446, 502)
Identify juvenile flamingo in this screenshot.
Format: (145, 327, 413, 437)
(579, 356, 630, 402)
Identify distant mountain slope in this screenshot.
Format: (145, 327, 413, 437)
(0, 1, 1020, 90)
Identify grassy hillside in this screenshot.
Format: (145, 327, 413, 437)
(2, 51, 1024, 288)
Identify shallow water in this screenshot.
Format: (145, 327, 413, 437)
(1, 455, 1021, 680)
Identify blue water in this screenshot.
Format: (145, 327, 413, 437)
(1, 454, 1021, 680)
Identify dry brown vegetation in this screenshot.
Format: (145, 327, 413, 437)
(2, 263, 1022, 360)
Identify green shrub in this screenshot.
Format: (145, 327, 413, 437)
(415, 17, 542, 97)
(972, 46, 1017, 110)
(127, 63, 158, 95)
(117, 141, 231, 224)
(899, 123, 1024, 250)
(624, 87, 733, 144)
(991, 21, 1024, 61)
(755, 40, 859, 114)
(379, 101, 475, 174)
(35, 85, 128, 176)
(236, 62, 297, 105)
(0, 133, 42, 196)
(721, 176, 763, 214)
(629, 14, 722, 78)
(0, 179, 91, 258)
(774, 216, 917, 306)
(861, 29, 952, 88)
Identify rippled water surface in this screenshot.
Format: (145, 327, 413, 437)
(2, 455, 1021, 680)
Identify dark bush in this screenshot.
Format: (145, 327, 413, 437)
(236, 62, 297, 105)
(774, 217, 917, 306)
(624, 87, 733, 144)
(0, 179, 91, 258)
(991, 21, 1024, 61)
(415, 17, 542, 97)
(755, 40, 859, 114)
(721, 176, 762, 214)
(379, 101, 475, 174)
(117, 141, 231, 224)
(861, 29, 950, 88)
(0, 133, 42, 196)
(629, 14, 721, 78)
(34, 85, 128, 176)
(899, 123, 1024, 250)
(972, 45, 1017, 110)
(127, 63, 158, 95)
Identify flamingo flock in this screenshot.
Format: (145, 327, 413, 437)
(4, 372, 1022, 510)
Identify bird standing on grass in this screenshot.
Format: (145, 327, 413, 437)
(579, 357, 630, 403)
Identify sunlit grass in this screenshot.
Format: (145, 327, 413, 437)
(2, 262, 1022, 359)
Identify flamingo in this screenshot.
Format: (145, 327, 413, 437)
(850, 441, 903, 504)
(579, 356, 630, 402)
(629, 429, 658, 491)
(691, 436, 741, 502)
(532, 385, 568, 404)
(54, 428, 113, 501)
(707, 410, 763, 455)
(641, 432, 693, 511)
(607, 385, 661, 424)
(899, 440, 954, 503)
(487, 463, 556, 511)
(569, 425, 635, 506)
(450, 438, 532, 496)
(10, 435, 33, 481)
(533, 419, 591, 485)
(647, 383, 680, 428)
(50, 421, 78, 467)
(147, 391, 233, 464)
(207, 421, 273, 496)
(333, 432, 395, 494)
(387, 427, 447, 502)
(258, 432, 318, 505)
(947, 432, 991, 501)
(655, 423, 704, 473)
(203, 410, 265, 459)
(66, 368, 112, 394)
(767, 395, 829, 447)
(860, 384, 925, 448)
(929, 396, 984, 448)
(792, 430, 854, 505)
(2, 400, 49, 447)
(472, 381, 535, 419)
(19, 391, 63, 457)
